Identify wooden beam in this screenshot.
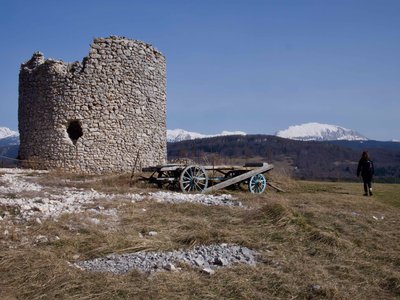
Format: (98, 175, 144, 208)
(203, 163, 274, 193)
(268, 182, 285, 193)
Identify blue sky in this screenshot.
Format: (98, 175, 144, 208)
(1, 0, 399, 140)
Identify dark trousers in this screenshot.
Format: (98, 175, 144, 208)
(362, 176, 372, 194)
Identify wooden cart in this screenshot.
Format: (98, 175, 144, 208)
(142, 162, 274, 193)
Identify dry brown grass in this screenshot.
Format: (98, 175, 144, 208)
(1, 172, 400, 299)
(35, 170, 154, 194)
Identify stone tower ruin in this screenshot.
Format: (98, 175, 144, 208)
(18, 36, 166, 173)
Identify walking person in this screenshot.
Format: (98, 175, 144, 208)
(357, 151, 374, 196)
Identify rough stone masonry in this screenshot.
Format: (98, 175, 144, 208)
(18, 36, 166, 173)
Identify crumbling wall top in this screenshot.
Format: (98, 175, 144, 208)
(21, 36, 165, 75)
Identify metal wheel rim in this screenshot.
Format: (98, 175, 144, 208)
(179, 165, 208, 193)
(248, 174, 267, 193)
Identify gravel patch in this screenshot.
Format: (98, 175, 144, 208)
(75, 243, 259, 275)
(0, 169, 117, 220)
(0, 172, 43, 193)
(0, 169, 243, 222)
(129, 191, 243, 207)
(0, 188, 115, 220)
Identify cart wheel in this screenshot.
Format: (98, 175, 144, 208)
(248, 174, 267, 193)
(179, 165, 208, 193)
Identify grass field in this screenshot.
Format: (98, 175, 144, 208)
(1, 170, 399, 299)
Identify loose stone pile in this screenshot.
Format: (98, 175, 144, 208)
(131, 191, 243, 207)
(19, 36, 166, 174)
(0, 169, 114, 221)
(0, 169, 243, 222)
(0, 172, 42, 193)
(75, 243, 259, 275)
(0, 188, 115, 221)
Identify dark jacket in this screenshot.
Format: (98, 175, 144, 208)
(357, 158, 374, 178)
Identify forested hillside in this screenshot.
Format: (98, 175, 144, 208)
(168, 135, 400, 182)
(0, 145, 19, 167)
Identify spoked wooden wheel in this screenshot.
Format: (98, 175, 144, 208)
(179, 165, 208, 193)
(248, 174, 267, 193)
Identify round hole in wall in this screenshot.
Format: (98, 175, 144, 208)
(67, 120, 83, 144)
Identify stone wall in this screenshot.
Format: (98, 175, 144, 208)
(18, 36, 166, 173)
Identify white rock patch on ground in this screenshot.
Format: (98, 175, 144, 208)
(0, 189, 114, 220)
(129, 191, 242, 207)
(0, 169, 117, 221)
(0, 172, 43, 193)
(75, 243, 259, 275)
(0, 168, 243, 222)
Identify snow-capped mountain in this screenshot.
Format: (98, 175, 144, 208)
(0, 127, 18, 139)
(275, 123, 368, 141)
(0, 127, 19, 146)
(167, 129, 246, 143)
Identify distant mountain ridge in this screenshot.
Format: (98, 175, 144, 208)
(168, 123, 368, 143)
(0, 127, 20, 165)
(0, 124, 389, 145)
(167, 129, 246, 143)
(0, 127, 19, 139)
(0, 135, 20, 147)
(0, 127, 19, 148)
(276, 123, 368, 141)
